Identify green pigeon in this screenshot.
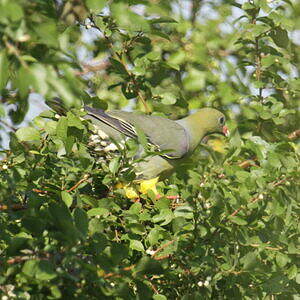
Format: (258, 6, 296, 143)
(84, 106, 229, 181)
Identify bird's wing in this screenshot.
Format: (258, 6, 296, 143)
(84, 107, 189, 159)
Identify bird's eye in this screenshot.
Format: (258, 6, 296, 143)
(219, 116, 225, 125)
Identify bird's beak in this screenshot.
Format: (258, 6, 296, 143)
(222, 125, 230, 137)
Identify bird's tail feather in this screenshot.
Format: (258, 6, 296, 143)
(46, 97, 70, 115)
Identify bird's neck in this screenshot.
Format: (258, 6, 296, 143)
(176, 114, 206, 153)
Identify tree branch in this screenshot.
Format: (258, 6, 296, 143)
(288, 129, 300, 140)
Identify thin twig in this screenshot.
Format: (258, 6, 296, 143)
(66, 174, 89, 192)
(74, 61, 110, 76)
(238, 159, 258, 169)
(88, 15, 150, 113)
(151, 239, 177, 258)
(0, 204, 27, 211)
(4, 38, 28, 69)
(146, 276, 159, 294)
(0, 120, 16, 132)
(32, 188, 48, 194)
(228, 177, 288, 220)
(249, 244, 282, 251)
(104, 265, 135, 279)
(5, 252, 51, 265)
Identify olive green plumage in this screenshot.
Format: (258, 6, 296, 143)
(84, 107, 228, 180)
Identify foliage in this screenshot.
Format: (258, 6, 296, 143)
(0, 0, 300, 299)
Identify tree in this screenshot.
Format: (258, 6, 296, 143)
(0, 0, 299, 298)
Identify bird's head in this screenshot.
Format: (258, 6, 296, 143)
(191, 108, 229, 137)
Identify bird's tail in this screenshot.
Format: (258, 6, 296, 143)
(46, 97, 73, 115)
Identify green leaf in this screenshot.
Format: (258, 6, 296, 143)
(270, 27, 289, 48)
(109, 58, 128, 76)
(150, 17, 177, 24)
(34, 19, 59, 47)
(228, 216, 248, 225)
(56, 116, 68, 140)
(111, 3, 150, 33)
(127, 223, 145, 235)
(0, 50, 9, 90)
(183, 69, 205, 92)
(74, 208, 89, 238)
(109, 157, 120, 175)
(67, 112, 84, 130)
(275, 252, 290, 268)
(4, 2, 24, 21)
(61, 191, 73, 208)
(153, 295, 167, 300)
(148, 228, 162, 245)
(161, 92, 177, 105)
(287, 264, 297, 279)
(22, 260, 39, 277)
(129, 240, 144, 252)
(16, 127, 40, 141)
(35, 261, 57, 281)
(134, 257, 164, 276)
(86, 0, 106, 14)
(241, 252, 259, 270)
(134, 126, 148, 149)
(87, 207, 109, 217)
(48, 202, 79, 243)
(152, 209, 174, 226)
(31, 64, 48, 95)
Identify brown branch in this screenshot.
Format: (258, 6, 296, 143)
(74, 61, 110, 76)
(271, 178, 287, 187)
(238, 159, 258, 169)
(249, 244, 282, 251)
(229, 195, 259, 218)
(288, 129, 300, 140)
(66, 174, 89, 192)
(251, 12, 263, 99)
(6, 253, 51, 265)
(32, 188, 48, 194)
(4, 38, 28, 69)
(228, 177, 288, 220)
(0, 120, 16, 132)
(88, 15, 150, 113)
(151, 239, 177, 258)
(225, 178, 288, 221)
(136, 89, 151, 114)
(153, 254, 170, 261)
(103, 265, 135, 279)
(191, 0, 202, 25)
(0, 203, 27, 211)
(146, 275, 159, 294)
